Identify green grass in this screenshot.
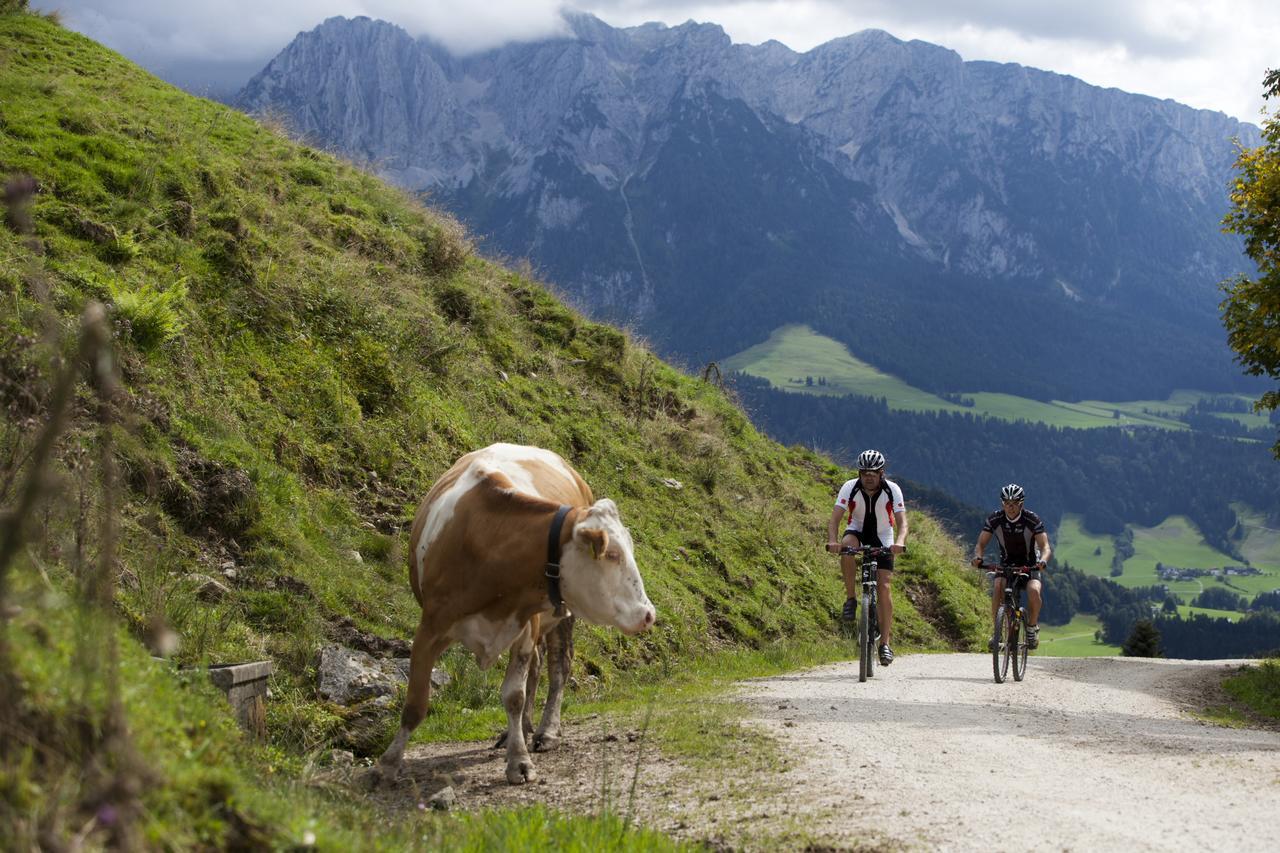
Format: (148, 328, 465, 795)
(1232, 503, 1280, 568)
(721, 324, 967, 411)
(0, 12, 991, 847)
(1056, 513, 1280, 604)
(1054, 514, 1115, 575)
(1176, 605, 1242, 622)
(1222, 659, 1280, 721)
(1037, 614, 1120, 656)
(721, 325, 1242, 432)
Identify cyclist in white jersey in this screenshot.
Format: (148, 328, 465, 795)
(826, 449, 909, 665)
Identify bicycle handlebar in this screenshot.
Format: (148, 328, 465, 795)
(974, 560, 1039, 575)
(838, 545, 903, 557)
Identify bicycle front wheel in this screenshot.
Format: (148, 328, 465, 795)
(993, 606, 1011, 683)
(1013, 610, 1029, 682)
(858, 591, 870, 683)
(865, 590, 877, 679)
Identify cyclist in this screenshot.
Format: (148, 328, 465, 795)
(826, 449, 908, 665)
(970, 483, 1051, 650)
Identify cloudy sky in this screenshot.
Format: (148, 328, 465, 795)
(32, 0, 1278, 123)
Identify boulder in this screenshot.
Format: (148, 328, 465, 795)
(315, 644, 449, 705)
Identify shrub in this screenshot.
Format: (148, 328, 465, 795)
(417, 214, 472, 277)
(107, 276, 188, 350)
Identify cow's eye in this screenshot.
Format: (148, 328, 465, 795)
(605, 550, 621, 562)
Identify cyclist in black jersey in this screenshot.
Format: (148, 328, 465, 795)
(970, 484, 1052, 650)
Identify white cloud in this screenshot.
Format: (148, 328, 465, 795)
(31, 0, 1278, 121)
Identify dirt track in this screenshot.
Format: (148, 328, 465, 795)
(747, 654, 1280, 851)
(371, 655, 1280, 851)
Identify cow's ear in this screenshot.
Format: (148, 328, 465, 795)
(577, 526, 609, 559)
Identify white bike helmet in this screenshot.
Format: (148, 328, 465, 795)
(857, 449, 886, 471)
(1000, 483, 1025, 502)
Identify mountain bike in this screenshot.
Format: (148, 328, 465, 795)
(841, 545, 893, 683)
(977, 562, 1034, 683)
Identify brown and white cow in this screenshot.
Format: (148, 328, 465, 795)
(376, 443, 655, 784)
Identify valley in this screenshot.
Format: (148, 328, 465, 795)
(727, 325, 1280, 655)
(723, 324, 1256, 433)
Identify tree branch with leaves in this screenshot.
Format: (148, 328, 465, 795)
(1222, 69, 1280, 456)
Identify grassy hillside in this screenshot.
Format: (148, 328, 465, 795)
(0, 12, 987, 848)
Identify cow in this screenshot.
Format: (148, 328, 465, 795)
(376, 443, 656, 785)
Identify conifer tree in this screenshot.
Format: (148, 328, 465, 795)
(1122, 619, 1163, 657)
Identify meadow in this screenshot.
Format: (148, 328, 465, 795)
(1055, 514, 1280, 605)
(1037, 614, 1121, 657)
(723, 324, 1249, 431)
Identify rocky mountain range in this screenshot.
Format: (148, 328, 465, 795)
(237, 13, 1262, 400)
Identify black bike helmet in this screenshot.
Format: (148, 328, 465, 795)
(1000, 483, 1025, 502)
(857, 449, 886, 471)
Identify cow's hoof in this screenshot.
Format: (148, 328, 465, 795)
(368, 761, 401, 789)
(532, 732, 561, 752)
(506, 759, 537, 785)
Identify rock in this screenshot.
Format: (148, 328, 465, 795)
(326, 749, 355, 767)
(185, 573, 230, 602)
(661, 478, 683, 490)
(316, 644, 450, 705)
(388, 656, 450, 688)
(346, 550, 363, 564)
(427, 786, 456, 811)
(316, 644, 401, 704)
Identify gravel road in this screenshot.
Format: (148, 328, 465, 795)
(747, 654, 1280, 852)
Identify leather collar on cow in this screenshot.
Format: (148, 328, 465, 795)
(545, 504, 572, 618)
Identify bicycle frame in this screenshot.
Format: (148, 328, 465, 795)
(842, 545, 891, 683)
(979, 562, 1033, 683)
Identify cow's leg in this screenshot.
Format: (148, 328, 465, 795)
(533, 614, 574, 751)
(501, 622, 539, 784)
(375, 615, 449, 783)
(492, 636, 540, 749)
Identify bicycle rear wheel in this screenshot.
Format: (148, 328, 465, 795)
(1012, 610, 1028, 681)
(993, 607, 1011, 683)
(858, 592, 870, 683)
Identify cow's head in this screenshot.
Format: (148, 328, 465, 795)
(563, 499, 655, 634)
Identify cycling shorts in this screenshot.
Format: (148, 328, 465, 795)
(994, 569, 1044, 584)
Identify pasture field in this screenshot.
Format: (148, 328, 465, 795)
(1111, 516, 1234, 602)
(1058, 514, 1280, 603)
(1053, 514, 1115, 575)
(1037, 614, 1120, 657)
(1176, 605, 1242, 622)
(720, 325, 967, 411)
(723, 326, 1232, 431)
(1233, 503, 1280, 568)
